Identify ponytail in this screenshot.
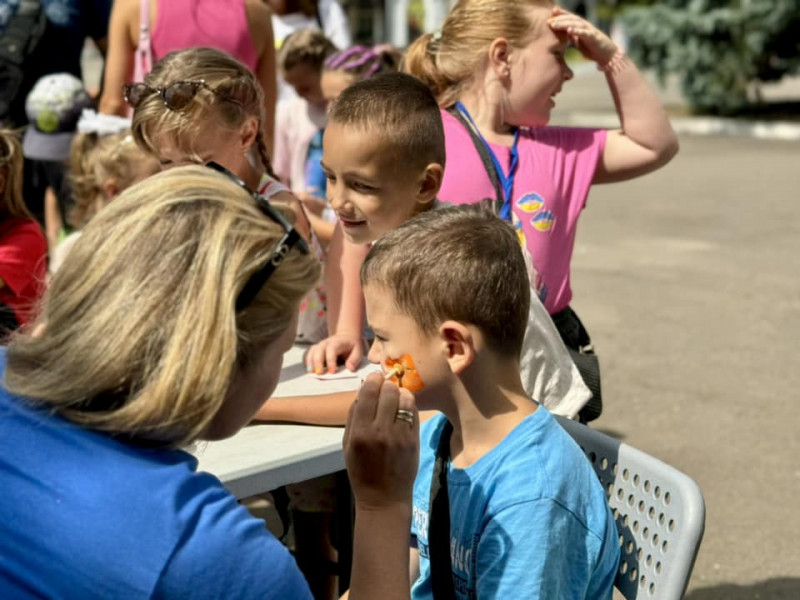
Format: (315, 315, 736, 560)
(402, 33, 460, 108)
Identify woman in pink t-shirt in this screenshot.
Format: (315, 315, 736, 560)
(100, 0, 278, 152)
(403, 0, 678, 419)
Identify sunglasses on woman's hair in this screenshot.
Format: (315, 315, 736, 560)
(205, 161, 309, 311)
(123, 80, 240, 111)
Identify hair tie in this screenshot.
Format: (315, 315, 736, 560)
(432, 30, 442, 42)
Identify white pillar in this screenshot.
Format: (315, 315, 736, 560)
(386, 0, 410, 47)
(422, 0, 450, 33)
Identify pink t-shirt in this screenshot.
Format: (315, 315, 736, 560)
(440, 110, 606, 314)
(151, 0, 259, 71)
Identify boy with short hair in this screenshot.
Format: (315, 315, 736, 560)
(305, 71, 589, 417)
(360, 204, 620, 598)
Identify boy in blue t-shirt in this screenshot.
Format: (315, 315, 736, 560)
(360, 204, 621, 599)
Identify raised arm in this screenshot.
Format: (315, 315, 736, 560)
(306, 224, 369, 373)
(98, 0, 137, 116)
(549, 7, 679, 184)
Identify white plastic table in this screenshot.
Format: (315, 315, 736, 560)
(194, 345, 377, 499)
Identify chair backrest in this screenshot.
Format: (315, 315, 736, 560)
(555, 416, 705, 600)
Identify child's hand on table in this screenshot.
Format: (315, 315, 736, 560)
(306, 331, 366, 374)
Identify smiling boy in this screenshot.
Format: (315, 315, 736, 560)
(360, 204, 620, 598)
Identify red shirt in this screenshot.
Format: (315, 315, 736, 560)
(0, 217, 47, 327)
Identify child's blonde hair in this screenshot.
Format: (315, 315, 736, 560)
(68, 131, 156, 227)
(5, 165, 320, 448)
(279, 29, 338, 73)
(131, 47, 276, 178)
(0, 129, 33, 219)
(403, 0, 553, 107)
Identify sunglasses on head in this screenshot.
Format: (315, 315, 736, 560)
(205, 161, 309, 311)
(123, 80, 241, 111)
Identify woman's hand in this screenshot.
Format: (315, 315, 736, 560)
(306, 331, 366, 374)
(344, 373, 419, 512)
(548, 7, 617, 66)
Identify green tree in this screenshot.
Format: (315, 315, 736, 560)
(619, 0, 800, 115)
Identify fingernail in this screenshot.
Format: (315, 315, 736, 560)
(314, 366, 324, 375)
(328, 367, 336, 374)
(306, 364, 313, 373)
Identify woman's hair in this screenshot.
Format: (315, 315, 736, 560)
(0, 129, 33, 219)
(131, 47, 276, 178)
(4, 165, 320, 448)
(279, 29, 338, 73)
(68, 131, 157, 227)
(403, 0, 553, 107)
(324, 45, 401, 80)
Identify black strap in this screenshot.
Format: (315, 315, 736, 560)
(445, 106, 504, 218)
(428, 420, 456, 600)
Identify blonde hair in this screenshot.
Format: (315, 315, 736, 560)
(131, 47, 276, 178)
(68, 130, 157, 227)
(279, 29, 338, 73)
(0, 128, 33, 219)
(4, 165, 320, 448)
(403, 0, 552, 107)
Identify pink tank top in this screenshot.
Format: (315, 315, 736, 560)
(151, 0, 259, 71)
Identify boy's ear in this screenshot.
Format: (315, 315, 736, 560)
(416, 163, 443, 205)
(439, 320, 475, 375)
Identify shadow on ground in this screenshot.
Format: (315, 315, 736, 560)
(686, 578, 800, 600)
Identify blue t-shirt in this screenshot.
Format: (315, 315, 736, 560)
(411, 408, 620, 599)
(0, 350, 312, 599)
(303, 128, 327, 198)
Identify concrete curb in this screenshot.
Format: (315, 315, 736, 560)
(562, 111, 800, 142)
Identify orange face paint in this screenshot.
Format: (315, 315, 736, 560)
(384, 354, 425, 392)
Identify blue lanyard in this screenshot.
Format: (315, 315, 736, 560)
(455, 101, 520, 221)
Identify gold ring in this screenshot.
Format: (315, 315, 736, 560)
(395, 409, 414, 425)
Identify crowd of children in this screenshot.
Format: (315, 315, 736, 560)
(0, 0, 679, 598)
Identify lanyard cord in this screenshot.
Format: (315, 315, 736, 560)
(454, 101, 520, 221)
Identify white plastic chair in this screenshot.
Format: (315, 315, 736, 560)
(556, 416, 706, 600)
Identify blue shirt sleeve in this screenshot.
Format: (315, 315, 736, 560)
(475, 499, 615, 600)
(153, 486, 313, 600)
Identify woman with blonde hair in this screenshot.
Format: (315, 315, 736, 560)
(403, 0, 679, 421)
(0, 129, 47, 336)
(0, 165, 420, 599)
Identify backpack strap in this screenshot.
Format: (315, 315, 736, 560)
(0, 0, 46, 122)
(445, 105, 504, 218)
(134, 0, 153, 81)
(428, 419, 457, 600)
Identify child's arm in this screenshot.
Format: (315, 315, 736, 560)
(307, 224, 369, 373)
(253, 391, 356, 426)
(549, 8, 679, 184)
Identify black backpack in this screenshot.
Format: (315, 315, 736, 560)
(0, 0, 47, 125)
